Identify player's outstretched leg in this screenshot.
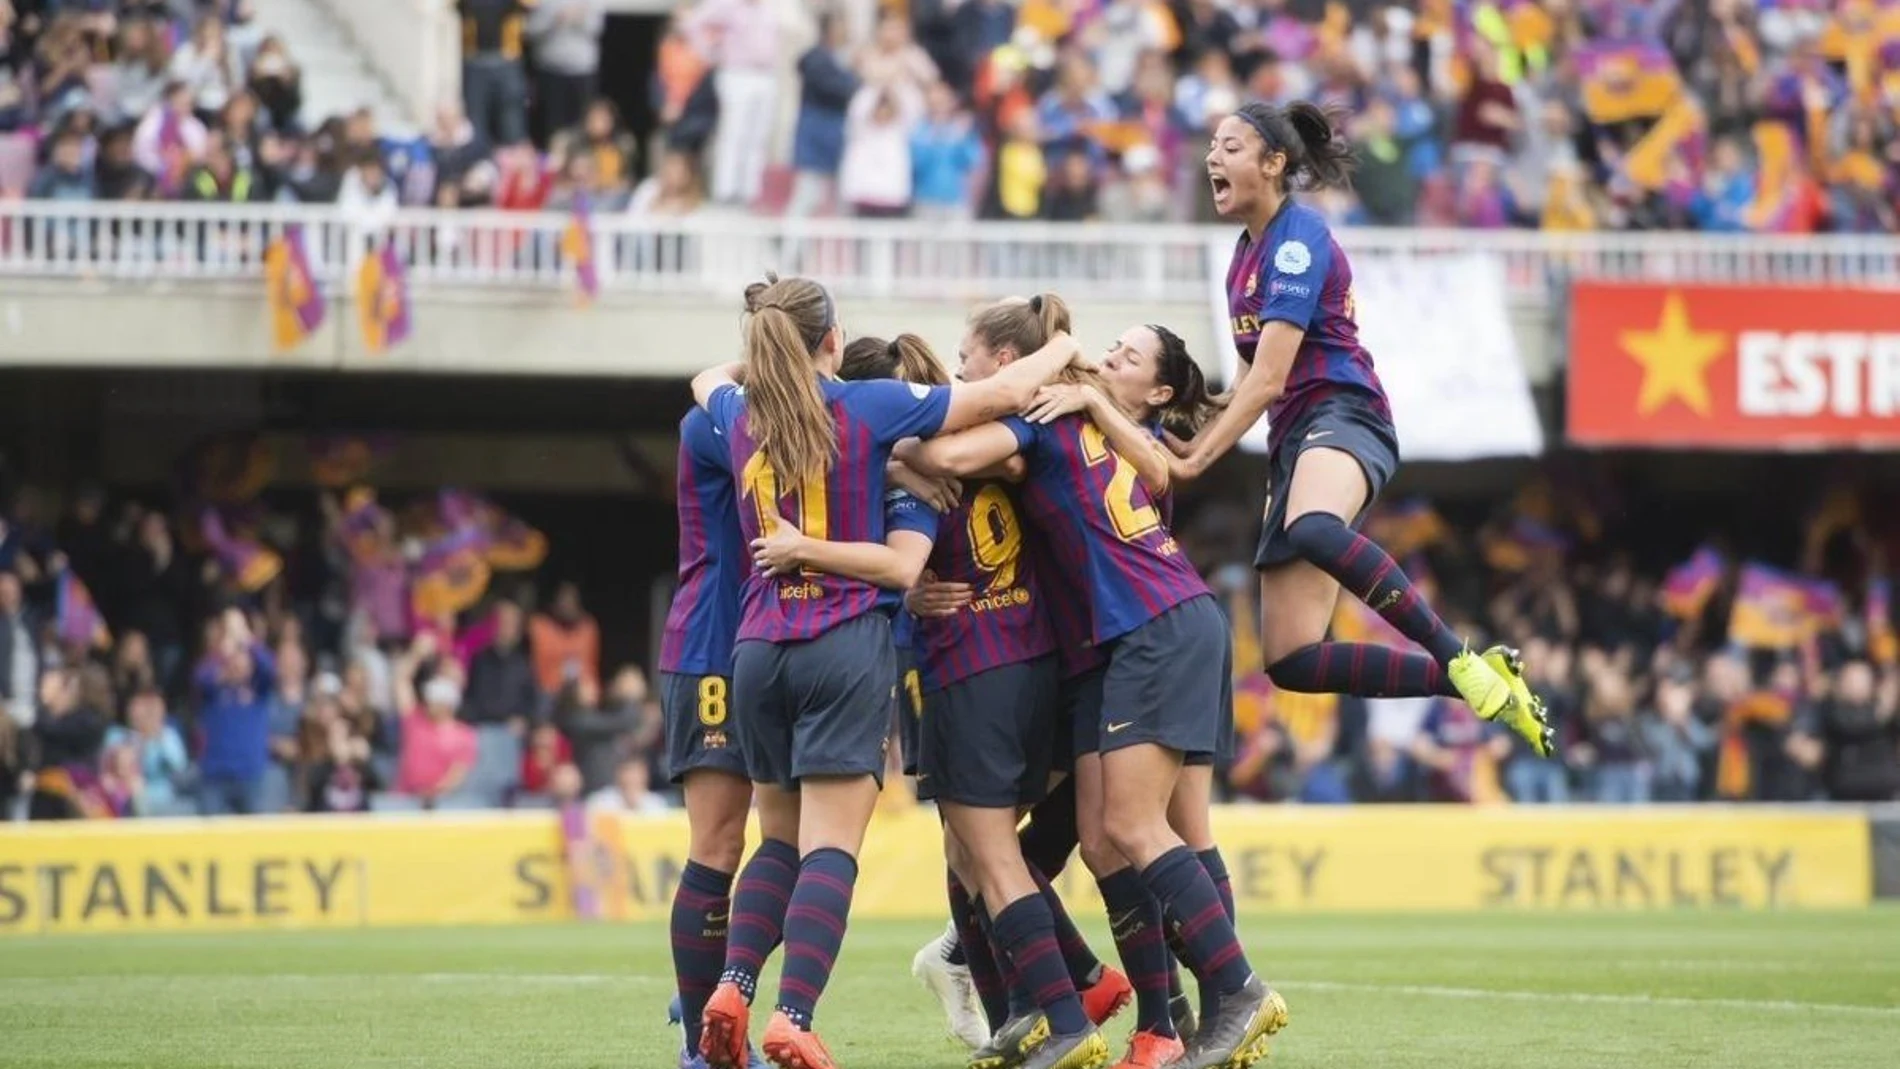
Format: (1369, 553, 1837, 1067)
(1019, 780, 1132, 1028)
(1268, 512, 1552, 754)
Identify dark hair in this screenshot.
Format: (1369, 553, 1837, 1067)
(1145, 324, 1223, 434)
(841, 334, 950, 386)
(1235, 100, 1355, 191)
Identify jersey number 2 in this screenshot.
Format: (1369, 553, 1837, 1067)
(740, 453, 829, 572)
(1079, 423, 1161, 542)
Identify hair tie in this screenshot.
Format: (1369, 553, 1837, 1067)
(1028, 294, 1044, 314)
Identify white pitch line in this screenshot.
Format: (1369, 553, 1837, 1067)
(1282, 979, 1900, 1019)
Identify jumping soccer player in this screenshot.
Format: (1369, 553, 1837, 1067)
(694, 275, 1086, 1069)
(1181, 100, 1552, 755)
(899, 311, 1286, 1069)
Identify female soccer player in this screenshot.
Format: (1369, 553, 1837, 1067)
(751, 332, 1114, 1069)
(694, 276, 1095, 1069)
(661, 403, 766, 1069)
(899, 309, 1284, 1069)
(1179, 100, 1552, 755)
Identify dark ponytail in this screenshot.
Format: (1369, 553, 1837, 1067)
(838, 332, 951, 387)
(1147, 324, 1224, 435)
(1235, 100, 1355, 191)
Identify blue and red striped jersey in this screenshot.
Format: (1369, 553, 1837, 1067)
(879, 488, 940, 616)
(1026, 526, 1100, 679)
(1002, 415, 1208, 645)
(660, 407, 744, 676)
(1227, 200, 1391, 450)
(913, 479, 1056, 691)
(707, 379, 951, 642)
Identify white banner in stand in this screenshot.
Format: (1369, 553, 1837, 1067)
(1203, 239, 1544, 461)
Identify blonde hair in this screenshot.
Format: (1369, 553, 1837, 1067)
(741, 274, 838, 482)
(968, 292, 1106, 391)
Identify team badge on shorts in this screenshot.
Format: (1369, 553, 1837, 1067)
(703, 729, 728, 749)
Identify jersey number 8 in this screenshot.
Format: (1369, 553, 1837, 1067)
(1079, 423, 1161, 543)
(697, 676, 728, 727)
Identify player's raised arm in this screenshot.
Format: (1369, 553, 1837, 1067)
(690, 361, 744, 409)
(893, 422, 1023, 479)
(938, 330, 1086, 431)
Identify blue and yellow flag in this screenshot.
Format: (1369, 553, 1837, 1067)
(199, 507, 284, 594)
(1729, 563, 1840, 649)
(1575, 40, 1681, 125)
(264, 225, 325, 352)
(355, 244, 412, 356)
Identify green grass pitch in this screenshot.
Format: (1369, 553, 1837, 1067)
(4, 911, 1899, 1068)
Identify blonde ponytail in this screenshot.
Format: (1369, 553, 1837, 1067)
(741, 276, 838, 482)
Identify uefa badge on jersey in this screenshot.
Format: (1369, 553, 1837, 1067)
(1274, 240, 1312, 275)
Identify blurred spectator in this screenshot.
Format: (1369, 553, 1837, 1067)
(27, 666, 110, 819)
(789, 12, 861, 218)
(688, 0, 779, 205)
(984, 108, 1045, 219)
(530, 580, 598, 694)
(840, 84, 924, 217)
(427, 102, 493, 208)
(1099, 141, 1168, 222)
(857, 8, 938, 95)
(121, 510, 189, 685)
(650, 9, 715, 158)
(586, 756, 668, 814)
(1351, 97, 1418, 226)
(27, 129, 91, 200)
(1409, 697, 1511, 804)
(1579, 664, 1651, 803)
(909, 80, 982, 222)
(111, 16, 171, 126)
(627, 148, 704, 217)
(528, 0, 605, 140)
(1504, 637, 1574, 804)
(110, 631, 157, 703)
(1811, 660, 1900, 802)
(195, 608, 276, 815)
(520, 720, 571, 796)
(133, 81, 209, 196)
(246, 36, 301, 134)
(458, 0, 532, 148)
(183, 132, 262, 202)
(1042, 148, 1098, 221)
(104, 686, 190, 816)
(395, 656, 476, 804)
(336, 151, 399, 229)
(462, 600, 536, 730)
(303, 688, 377, 813)
(169, 15, 240, 122)
(554, 665, 650, 795)
(553, 98, 635, 202)
(0, 571, 37, 728)
(1641, 664, 1714, 803)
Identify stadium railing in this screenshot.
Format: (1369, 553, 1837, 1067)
(4, 201, 1899, 303)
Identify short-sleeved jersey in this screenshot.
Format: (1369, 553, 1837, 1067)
(880, 488, 940, 617)
(1226, 200, 1392, 450)
(913, 479, 1056, 691)
(660, 408, 744, 676)
(707, 379, 952, 642)
(1002, 414, 1208, 645)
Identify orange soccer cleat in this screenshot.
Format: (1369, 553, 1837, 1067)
(761, 1010, 842, 1069)
(1080, 966, 1134, 1027)
(1108, 1029, 1184, 1069)
(700, 982, 753, 1069)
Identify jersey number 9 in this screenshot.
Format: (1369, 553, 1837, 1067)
(966, 484, 1023, 592)
(1079, 423, 1161, 543)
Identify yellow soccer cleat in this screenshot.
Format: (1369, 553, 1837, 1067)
(1447, 647, 1514, 721)
(1480, 645, 1555, 758)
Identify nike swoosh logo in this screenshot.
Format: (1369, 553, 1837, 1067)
(705, 911, 730, 923)
(1106, 721, 1134, 734)
(1306, 429, 1334, 441)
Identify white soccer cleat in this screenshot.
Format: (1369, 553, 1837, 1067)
(911, 923, 988, 1050)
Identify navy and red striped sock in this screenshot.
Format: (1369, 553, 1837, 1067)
(990, 894, 1089, 1035)
(719, 837, 799, 1003)
(1197, 848, 1235, 926)
(671, 861, 734, 1052)
(775, 848, 858, 1030)
(1097, 869, 1176, 1038)
(1019, 781, 1079, 879)
(978, 901, 1036, 1020)
(1032, 871, 1101, 989)
(950, 876, 1008, 1030)
(1267, 641, 1458, 698)
(1140, 847, 1252, 997)
(1285, 512, 1464, 664)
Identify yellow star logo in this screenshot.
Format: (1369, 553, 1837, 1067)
(1618, 292, 1728, 417)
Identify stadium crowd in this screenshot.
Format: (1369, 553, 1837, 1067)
(5, 2, 1899, 232)
(0, 462, 1895, 821)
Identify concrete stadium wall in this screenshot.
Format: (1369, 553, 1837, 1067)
(0, 281, 1560, 386)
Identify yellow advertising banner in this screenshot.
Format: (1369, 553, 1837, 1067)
(0, 807, 1869, 936)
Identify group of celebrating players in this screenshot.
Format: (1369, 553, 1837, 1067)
(656, 101, 1556, 1069)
